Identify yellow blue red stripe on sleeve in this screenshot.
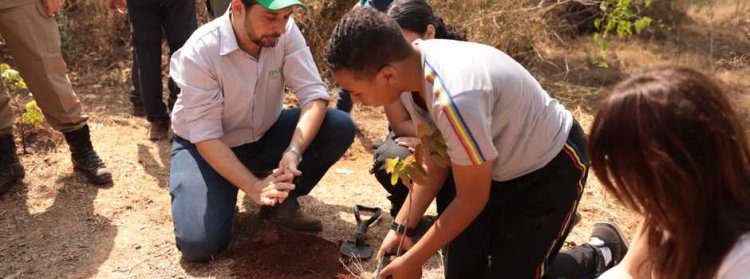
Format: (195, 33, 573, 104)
(424, 60, 487, 165)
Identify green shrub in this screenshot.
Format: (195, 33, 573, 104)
(593, 0, 654, 67)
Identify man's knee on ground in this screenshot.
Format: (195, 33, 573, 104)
(175, 233, 230, 262)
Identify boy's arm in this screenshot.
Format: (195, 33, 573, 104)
(379, 160, 493, 278)
(376, 147, 449, 261)
(401, 160, 493, 264)
(379, 89, 497, 277)
(392, 153, 450, 228)
(393, 89, 496, 261)
(384, 99, 417, 137)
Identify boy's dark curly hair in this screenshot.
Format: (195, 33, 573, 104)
(325, 7, 412, 79)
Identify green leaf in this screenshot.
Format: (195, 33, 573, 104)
(417, 122, 436, 138)
(435, 146, 449, 159)
(385, 158, 399, 173)
(605, 19, 616, 32)
(431, 154, 449, 168)
(596, 59, 610, 68)
(594, 18, 602, 30)
(390, 171, 399, 186)
(390, 161, 404, 185)
(395, 160, 404, 173)
(21, 100, 44, 128)
(617, 21, 633, 37)
(634, 17, 652, 34)
(414, 145, 423, 164)
(405, 164, 425, 185)
(401, 155, 416, 166)
(644, 0, 652, 8)
(618, 0, 632, 10)
(398, 172, 410, 186)
(432, 137, 444, 149)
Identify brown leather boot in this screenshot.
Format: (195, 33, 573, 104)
(260, 203, 323, 233)
(0, 133, 24, 197)
(63, 125, 113, 185)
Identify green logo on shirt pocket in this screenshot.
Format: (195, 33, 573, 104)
(269, 67, 283, 80)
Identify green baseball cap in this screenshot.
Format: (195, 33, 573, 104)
(257, 0, 307, 11)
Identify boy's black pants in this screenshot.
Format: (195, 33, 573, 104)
(436, 121, 588, 279)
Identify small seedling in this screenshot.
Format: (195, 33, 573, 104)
(380, 123, 449, 276)
(592, 0, 653, 67)
(20, 100, 44, 129)
(2, 63, 47, 153)
(1, 63, 28, 92)
(384, 123, 449, 187)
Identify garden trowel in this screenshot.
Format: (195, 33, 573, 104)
(340, 205, 382, 261)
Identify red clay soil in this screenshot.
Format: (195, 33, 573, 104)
(230, 231, 358, 279)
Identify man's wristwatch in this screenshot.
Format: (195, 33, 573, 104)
(285, 145, 302, 164)
(391, 221, 417, 238)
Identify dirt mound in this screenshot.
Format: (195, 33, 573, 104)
(229, 231, 357, 279)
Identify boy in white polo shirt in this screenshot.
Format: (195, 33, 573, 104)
(326, 8, 587, 278)
(168, 0, 354, 262)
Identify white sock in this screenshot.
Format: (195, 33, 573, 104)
(600, 247, 612, 266)
(589, 237, 613, 266)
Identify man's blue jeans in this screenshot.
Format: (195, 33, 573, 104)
(169, 109, 355, 261)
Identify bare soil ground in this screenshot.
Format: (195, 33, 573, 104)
(1, 1, 749, 278)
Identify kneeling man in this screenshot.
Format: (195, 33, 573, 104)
(169, 0, 355, 261)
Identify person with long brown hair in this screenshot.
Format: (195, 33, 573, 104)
(589, 67, 750, 278)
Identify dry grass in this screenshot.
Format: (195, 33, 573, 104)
(1, 0, 749, 278)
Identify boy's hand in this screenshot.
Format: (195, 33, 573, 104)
(248, 169, 295, 206)
(395, 137, 421, 153)
(379, 255, 422, 279)
(377, 230, 414, 261)
(42, 0, 64, 17)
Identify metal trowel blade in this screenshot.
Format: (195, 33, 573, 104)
(339, 241, 373, 261)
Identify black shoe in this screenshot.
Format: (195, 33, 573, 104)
(260, 203, 323, 233)
(0, 134, 24, 197)
(63, 125, 113, 185)
(589, 221, 629, 268)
